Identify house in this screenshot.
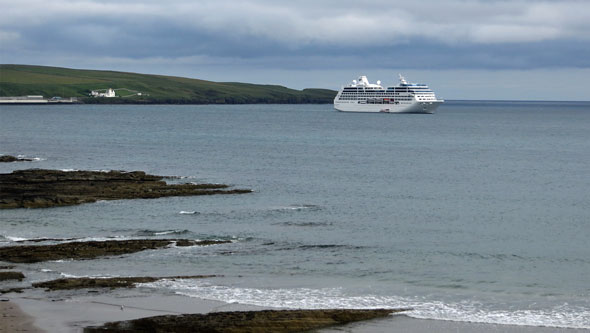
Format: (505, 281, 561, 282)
(90, 88, 116, 98)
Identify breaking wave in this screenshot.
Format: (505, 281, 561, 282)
(134, 229, 192, 236)
(266, 205, 323, 214)
(273, 221, 333, 227)
(140, 280, 590, 329)
(17, 155, 45, 161)
(179, 211, 199, 215)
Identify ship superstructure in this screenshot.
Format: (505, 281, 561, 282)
(334, 74, 443, 113)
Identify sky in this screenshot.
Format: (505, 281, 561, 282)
(1, 0, 589, 100)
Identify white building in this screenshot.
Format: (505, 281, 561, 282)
(90, 88, 116, 98)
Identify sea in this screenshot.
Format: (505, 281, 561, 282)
(1, 101, 589, 329)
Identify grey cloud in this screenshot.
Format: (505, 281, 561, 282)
(1, 0, 589, 73)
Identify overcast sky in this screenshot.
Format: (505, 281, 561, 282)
(1, 0, 589, 100)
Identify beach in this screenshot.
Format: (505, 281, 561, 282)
(0, 299, 41, 332)
(3, 289, 588, 332)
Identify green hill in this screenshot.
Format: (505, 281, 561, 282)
(0, 65, 336, 104)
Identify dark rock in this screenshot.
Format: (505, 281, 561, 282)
(84, 309, 407, 332)
(0, 265, 16, 269)
(14, 237, 79, 243)
(0, 169, 252, 209)
(0, 155, 33, 162)
(0, 239, 231, 263)
(0, 288, 25, 294)
(33, 275, 218, 291)
(0, 271, 25, 281)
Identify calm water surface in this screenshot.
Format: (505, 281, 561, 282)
(1, 101, 589, 328)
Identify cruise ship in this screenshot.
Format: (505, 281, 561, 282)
(334, 74, 443, 113)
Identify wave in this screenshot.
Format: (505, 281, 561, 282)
(58, 272, 116, 279)
(179, 211, 199, 215)
(2, 235, 29, 242)
(133, 229, 192, 237)
(1, 235, 80, 243)
(298, 244, 364, 250)
(269, 204, 322, 213)
(140, 280, 590, 329)
(17, 155, 45, 162)
(1, 234, 180, 244)
(162, 175, 198, 180)
(273, 221, 333, 227)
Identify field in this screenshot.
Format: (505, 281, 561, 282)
(0, 65, 336, 104)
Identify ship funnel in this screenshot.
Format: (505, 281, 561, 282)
(399, 74, 408, 85)
(358, 76, 370, 86)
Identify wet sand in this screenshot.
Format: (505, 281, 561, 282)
(0, 300, 42, 332)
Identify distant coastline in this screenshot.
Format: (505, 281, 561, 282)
(0, 64, 336, 105)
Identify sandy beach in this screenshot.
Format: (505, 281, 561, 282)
(3, 288, 588, 332)
(0, 299, 41, 332)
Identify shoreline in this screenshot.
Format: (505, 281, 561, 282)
(4, 289, 588, 333)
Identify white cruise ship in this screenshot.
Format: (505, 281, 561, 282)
(334, 74, 443, 113)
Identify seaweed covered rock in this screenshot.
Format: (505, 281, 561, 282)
(0, 155, 33, 162)
(33, 275, 217, 291)
(0, 169, 252, 208)
(0, 271, 25, 281)
(0, 239, 230, 263)
(84, 309, 405, 333)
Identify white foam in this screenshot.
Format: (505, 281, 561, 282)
(60, 168, 79, 172)
(179, 211, 198, 215)
(139, 280, 590, 329)
(274, 204, 321, 211)
(40, 269, 53, 272)
(153, 230, 180, 235)
(17, 155, 45, 161)
(59, 272, 116, 279)
(4, 236, 28, 242)
(59, 273, 78, 278)
(70, 235, 136, 242)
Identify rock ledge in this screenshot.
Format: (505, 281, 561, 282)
(0, 169, 252, 208)
(84, 309, 407, 332)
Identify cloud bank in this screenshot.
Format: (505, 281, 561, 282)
(1, 0, 589, 98)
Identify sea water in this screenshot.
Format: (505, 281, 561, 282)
(1, 101, 589, 329)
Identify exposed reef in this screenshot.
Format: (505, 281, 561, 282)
(0, 155, 32, 162)
(0, 239, 230, 263)
(0, 272, 25, 281)
(33, 275, 217, 291)
(84, 309, 404, 333)
(0, 169, 252, 209)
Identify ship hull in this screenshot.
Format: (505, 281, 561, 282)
(334, 100, 443, 114)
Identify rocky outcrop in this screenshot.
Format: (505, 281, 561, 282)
(0, 169, 252, 208)
(0, 239, 230, 263)
(0, 272, 25, 281)
(0, 155, 32, 162)
(84, 309, 405, 333)
(33, 275, 217, 291)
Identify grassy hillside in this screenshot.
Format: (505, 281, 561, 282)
(0, 65, 336, 104)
